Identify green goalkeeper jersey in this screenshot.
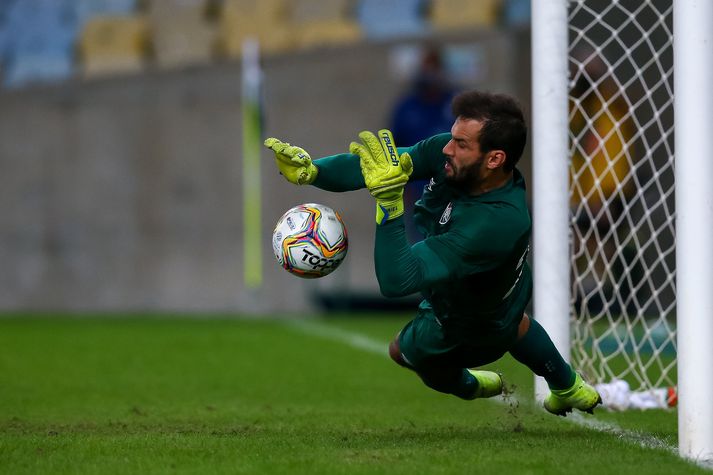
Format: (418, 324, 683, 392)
(313, 133, 532, 343)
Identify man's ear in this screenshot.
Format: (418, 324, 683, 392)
(486, 150, 507, 169)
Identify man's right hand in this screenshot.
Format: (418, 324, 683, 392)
(263, 138, 318, 185)
(350, 129, 413, 224)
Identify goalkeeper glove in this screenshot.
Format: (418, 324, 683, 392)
(350, 129, 413, 225)
(263, 137, 318, 185)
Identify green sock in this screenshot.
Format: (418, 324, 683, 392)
(509, 319, 576, 390)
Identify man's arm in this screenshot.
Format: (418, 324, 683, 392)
(311, 153, 364, 191)
(373, 217, 452, 297)
(312, 136, 443, 191)
(264, 134, 448, 192)
(344, 129, 458, 295)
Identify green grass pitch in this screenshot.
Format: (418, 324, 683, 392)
(0, 314, 707, 474)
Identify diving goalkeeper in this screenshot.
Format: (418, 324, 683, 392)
(264, 90, 601, 416)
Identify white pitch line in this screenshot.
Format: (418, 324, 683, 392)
(567, 412, 676, 453)
(286, 318, 389, 357)
(283, 318, 712, 469)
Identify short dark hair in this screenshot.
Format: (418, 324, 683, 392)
(451, 91, 527, 171)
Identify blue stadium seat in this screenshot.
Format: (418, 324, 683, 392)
(0, 0, 138, 87)
(356, 0, 429, 40)
(76, 0, 137, 28)
(0, 1, 17, 61)
(2, 0, 78, 87)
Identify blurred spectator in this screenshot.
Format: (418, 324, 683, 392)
(390, 47, 456, 147)
(569, 48, 636, 308)
(390, 47, 457, 240)
(501, 0, 531, 28)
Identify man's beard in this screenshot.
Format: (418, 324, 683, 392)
(444, 154, 486, 191)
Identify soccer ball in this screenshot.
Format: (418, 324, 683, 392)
(272, 203, 348, 279)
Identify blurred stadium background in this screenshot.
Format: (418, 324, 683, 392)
(0, 0, 532, 314)
(3, 1, 712, 472)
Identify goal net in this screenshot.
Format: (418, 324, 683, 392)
(567, 0, 675, 391)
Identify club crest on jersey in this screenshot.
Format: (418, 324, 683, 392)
(439, 202, 453, 225)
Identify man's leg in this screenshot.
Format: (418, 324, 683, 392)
(509, 314, 601, 415)
(508, 314, 574, 389)
(389, 331, 501, 400)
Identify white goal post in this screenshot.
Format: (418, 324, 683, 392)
(673, 0, 713, 461)
(531, 0, 713, 462)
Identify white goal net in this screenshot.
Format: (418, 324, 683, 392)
(567, 0, 675, 391)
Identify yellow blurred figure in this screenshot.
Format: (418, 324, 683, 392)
(569, 51, 636, 301)
(570, 68, 634, 218)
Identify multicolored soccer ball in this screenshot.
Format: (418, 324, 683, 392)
(272, 203, 348, 278)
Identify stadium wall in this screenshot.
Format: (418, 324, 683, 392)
(0, 30, 528, 313)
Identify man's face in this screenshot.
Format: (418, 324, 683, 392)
(442, 117, 488, 190)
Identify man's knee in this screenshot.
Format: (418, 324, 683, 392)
(389, 334, 411, 368)
(517, 313, 531, 341)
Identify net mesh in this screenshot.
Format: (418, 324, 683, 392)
(567, 0, 675, 391)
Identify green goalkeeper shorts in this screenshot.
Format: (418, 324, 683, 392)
(397, 307, 520, 371)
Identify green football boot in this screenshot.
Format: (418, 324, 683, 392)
(544, 373, 602, 416)
(467, 370, 503, 398)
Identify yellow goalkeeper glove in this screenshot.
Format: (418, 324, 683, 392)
(263, 137, 318, 185)
(350, 129, 413, 225)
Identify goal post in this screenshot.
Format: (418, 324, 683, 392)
(531, 0, 570, 402)
(532, 0, 713, 461)
(673, 0, 713, 461)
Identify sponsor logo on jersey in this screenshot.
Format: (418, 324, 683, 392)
(426, 178, 435, 192)
(439, 202, 453, 225)
(380, 131, 399, 166)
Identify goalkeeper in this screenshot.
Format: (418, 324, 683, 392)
(264, 90, 601, 416)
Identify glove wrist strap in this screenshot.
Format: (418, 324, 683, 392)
(375, 198, 404, 225)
